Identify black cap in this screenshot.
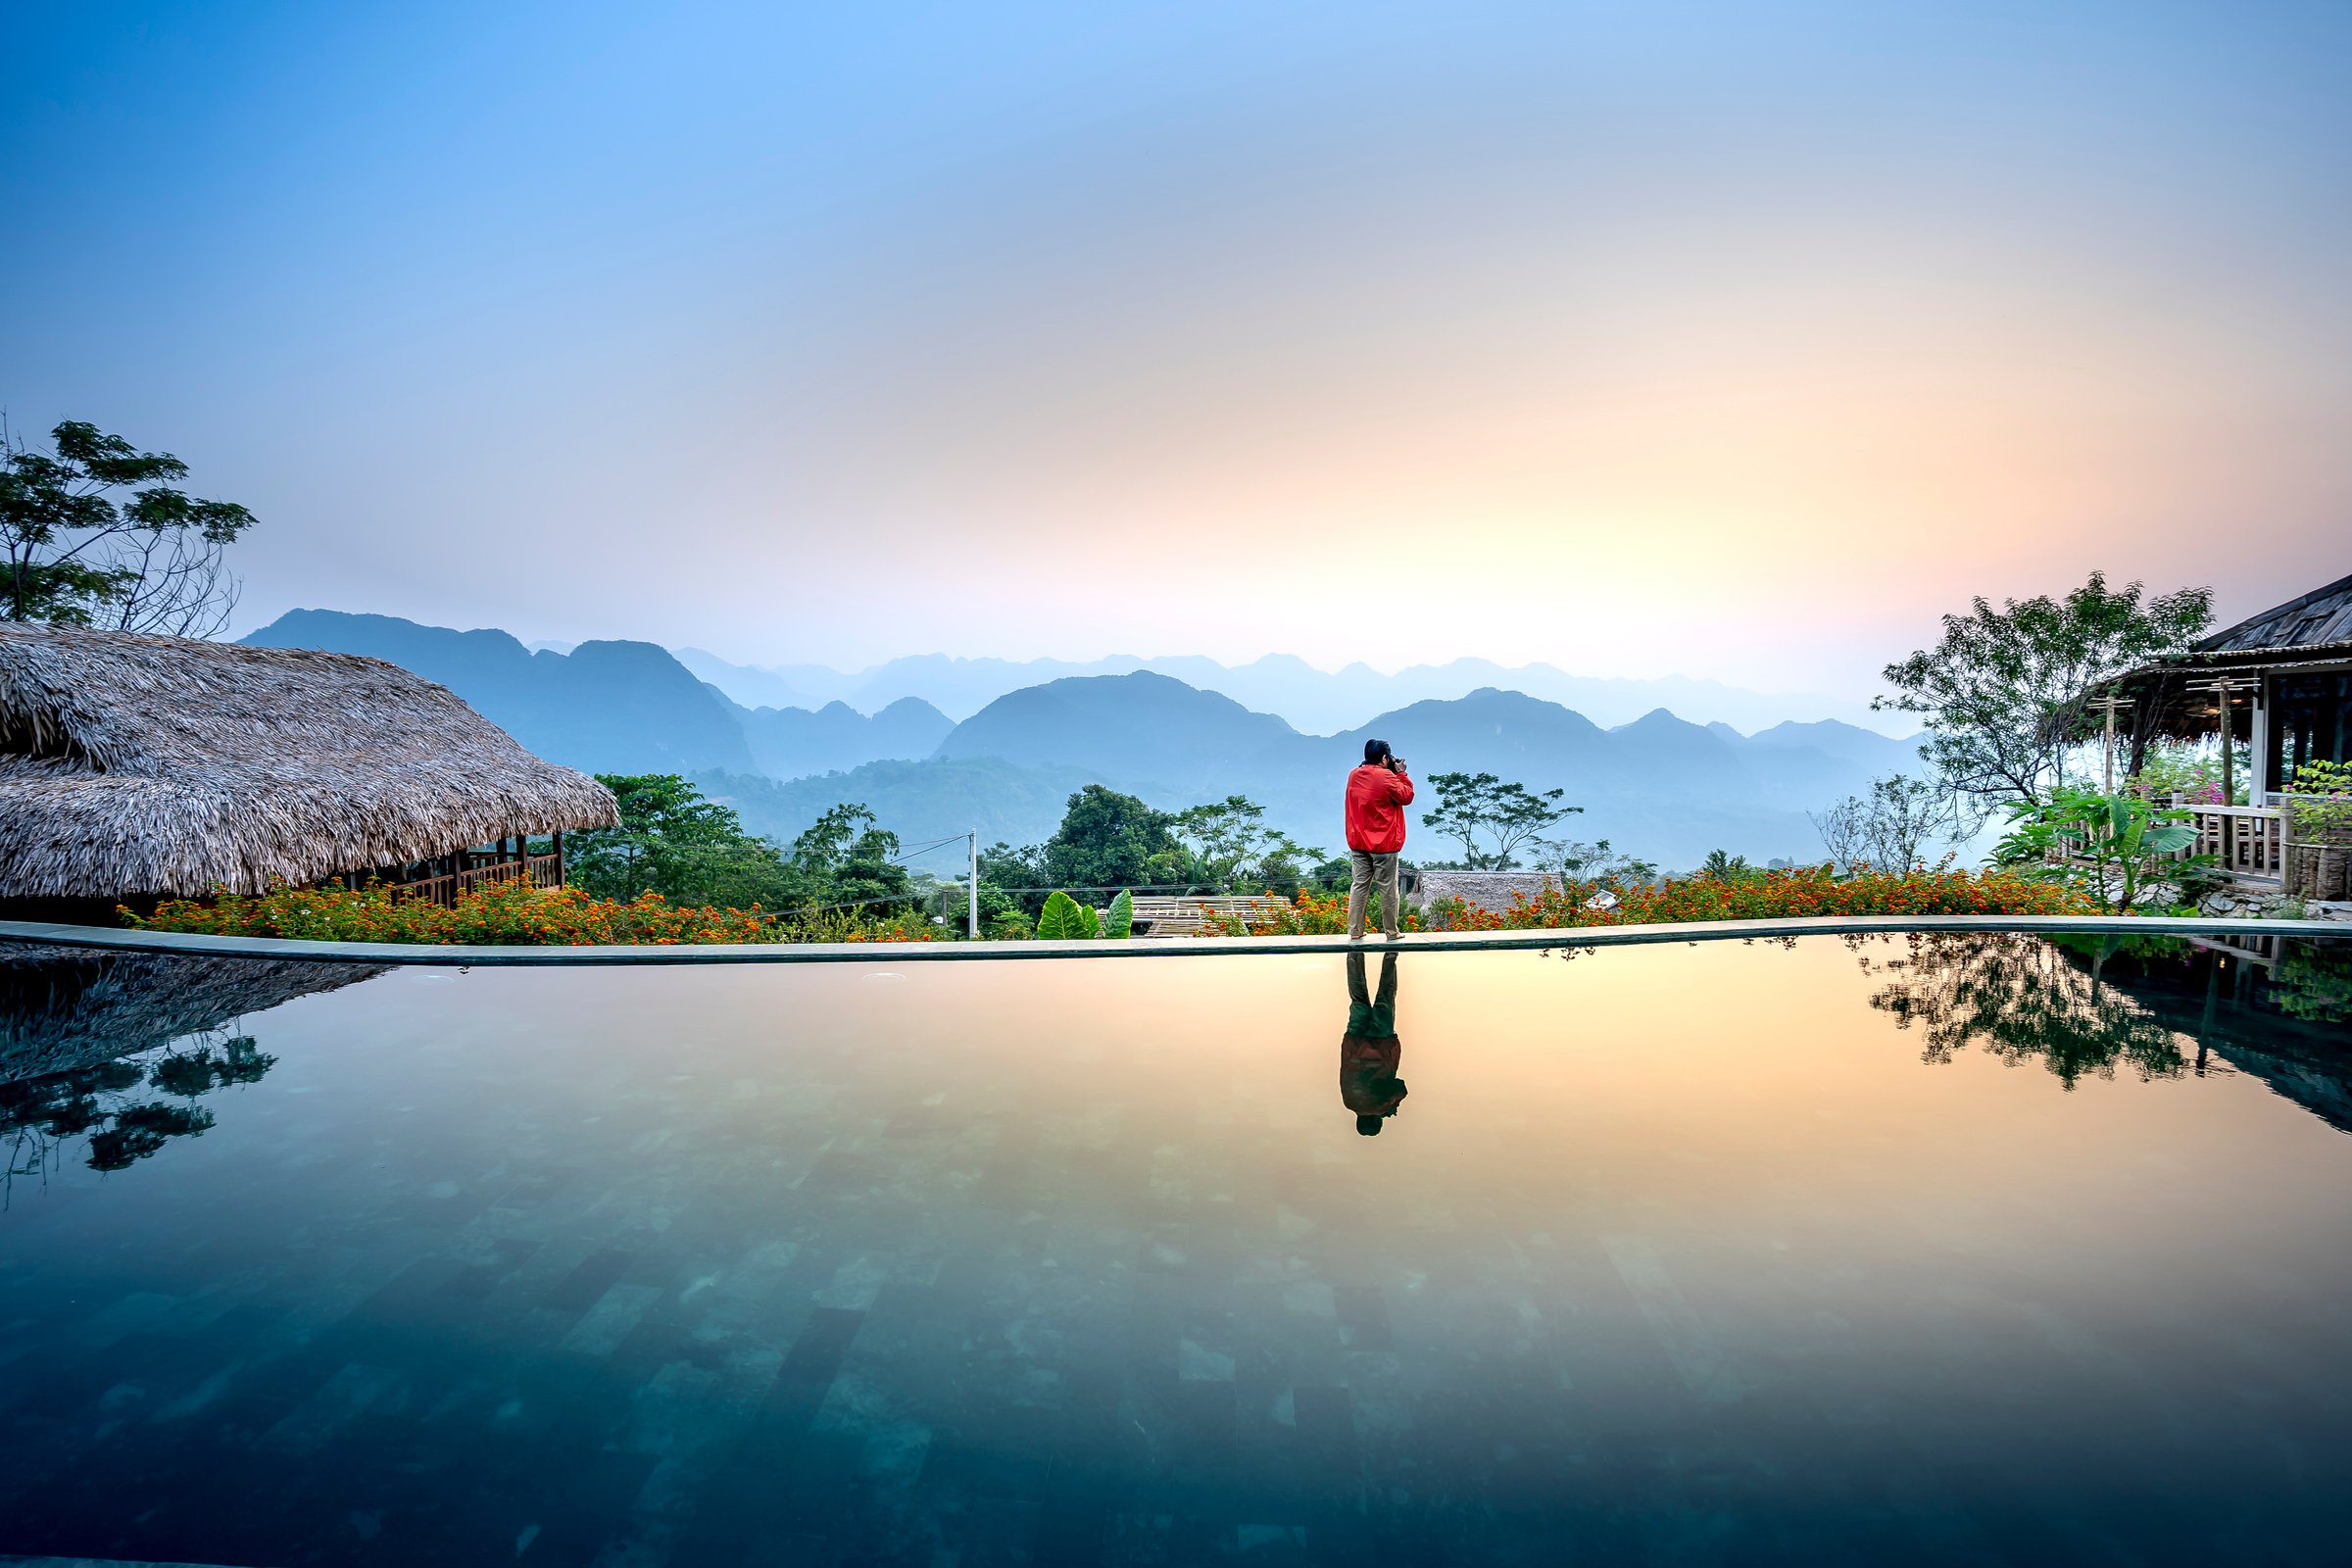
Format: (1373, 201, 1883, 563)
(1363, 738, 1392, 764)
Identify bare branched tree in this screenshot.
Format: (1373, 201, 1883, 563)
(1811, 774, 1957, 871)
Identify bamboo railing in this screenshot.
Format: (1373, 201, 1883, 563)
(391, 852, 564, 907)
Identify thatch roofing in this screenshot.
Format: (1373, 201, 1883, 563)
(2108, 570, 2352, 739)
(2197, 570, 2352, 659)
(0, 622, 619, 899)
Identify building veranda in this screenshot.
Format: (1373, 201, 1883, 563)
(2112, 570, 2352, 899)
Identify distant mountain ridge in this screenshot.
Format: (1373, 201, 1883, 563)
(244, 610, 756, 776)
(243, 610, 950, 781)
(900, 674, 1924, 867)
(676, 647, 1899, 735)
(934, 671, 1298, 777)
(733, 697, 954, 779)
(246, 611, 1924, 869)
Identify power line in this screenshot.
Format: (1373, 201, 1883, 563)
(884, 834, 970, 865)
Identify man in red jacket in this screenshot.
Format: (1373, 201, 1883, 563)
(1345, 738, 1414, 940)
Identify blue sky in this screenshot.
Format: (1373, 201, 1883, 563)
(7, 2, 2349, 693)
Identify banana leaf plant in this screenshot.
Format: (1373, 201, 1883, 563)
(1993, 787, 2202, 912)
(1037, 888, 1135, 940)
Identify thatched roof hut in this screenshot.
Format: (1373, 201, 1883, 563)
(2105, 570, 2352, 796)
(0, 621, 618, 901)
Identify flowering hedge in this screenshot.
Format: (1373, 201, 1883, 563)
(1193, 891, 1427, 937)
(123, 865, 2091, 947)
(122, 878, 942, 946)
(1201, 865, 2092, 937)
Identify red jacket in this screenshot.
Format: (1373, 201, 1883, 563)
(1345, 763, 1415, 854)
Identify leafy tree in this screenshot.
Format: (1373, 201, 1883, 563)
(974, 840, 1048, 920)
(567, 775, 920, 910)
(1420, 771, 1580, 869)
(2, 417, 257, 634)
(1307, 854, 1356, 892)
(1548, 838, 1659, 884)
(568, 774, 796, 904)
(1877, 571, 2212, 817)
(1041, 785, 1184, 892)
(2127, 739, 2251, 807)
(787, 803, 910, 909)
(1171, 794, 1321, 891)
(979, 840, 1045, 887)
(1809, 774, 1953, 871)
(1698, 849, 1762, 881)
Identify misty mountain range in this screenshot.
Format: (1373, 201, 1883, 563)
(670, 646, 1898, 734)
(245, 610, 1924, 871)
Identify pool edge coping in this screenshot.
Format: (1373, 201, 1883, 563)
(0, 913, 2342, 966)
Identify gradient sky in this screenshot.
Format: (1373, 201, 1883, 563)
(6, 2, 2349, 696)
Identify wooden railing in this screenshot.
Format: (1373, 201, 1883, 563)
(1130, 896, 1293, 938)
(2171, 798, 2284, 885)
(391, 852, 564, 907)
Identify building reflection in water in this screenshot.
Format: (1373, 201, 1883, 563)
(1, 945, 385, 1192)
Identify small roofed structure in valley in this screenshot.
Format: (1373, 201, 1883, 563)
(0, 621, 619, 910)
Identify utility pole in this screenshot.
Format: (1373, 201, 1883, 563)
(967, 830, 979, 941)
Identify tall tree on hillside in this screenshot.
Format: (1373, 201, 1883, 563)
(1, 418, 257, 635)
(570, 773, 810, 907)
(571, 777, 918, 911)
(1171, 795, 1321, 891)
(788, 803, 910, 908)
(1420, 771, 1580, 869)
(1042, 785, 1184, 891)
(1877, 572, 2211, 817)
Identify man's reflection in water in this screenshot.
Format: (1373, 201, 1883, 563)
(1341, 950, 1406, 1136)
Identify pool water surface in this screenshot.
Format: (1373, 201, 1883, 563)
(1, 931, 2348, 1565)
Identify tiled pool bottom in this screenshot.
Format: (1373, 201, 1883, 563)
(2, 935, 2349, 1566)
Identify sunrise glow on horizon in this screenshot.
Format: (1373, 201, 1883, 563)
(5, 2, 2347, 697)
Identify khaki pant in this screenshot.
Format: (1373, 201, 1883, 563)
(1348, 850, 1401, 939)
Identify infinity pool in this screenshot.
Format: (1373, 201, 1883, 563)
(2, 931, 2349, 1565)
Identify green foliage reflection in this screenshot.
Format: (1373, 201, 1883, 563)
(1863, 933, 2189, 1089)
(3, 1031, 274, 1188)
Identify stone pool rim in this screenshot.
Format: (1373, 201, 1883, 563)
(0, 913, 2337, 968)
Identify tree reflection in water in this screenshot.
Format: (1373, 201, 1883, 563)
(2274, 942, 2352, 1026)
(3, 1028, 279, 1187)
(1, 945, 383, 1199)
(1860, 932, 2191, 1090)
